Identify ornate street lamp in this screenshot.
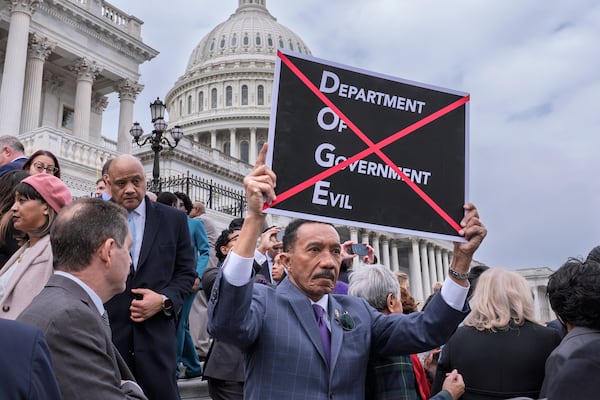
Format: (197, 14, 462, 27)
(130, 98, 183, 192)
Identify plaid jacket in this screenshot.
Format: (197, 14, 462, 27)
(366, 355, 453, 400)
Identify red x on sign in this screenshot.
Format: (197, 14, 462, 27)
(265, 50, 470, 241)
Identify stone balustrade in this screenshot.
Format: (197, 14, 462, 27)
(20, 127, 119, 169)
(65, 0, 142, 38)
(101, 1, 142, 37)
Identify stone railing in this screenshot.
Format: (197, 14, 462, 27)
(101, 1, 142, 37)
(178, 137, 253, 177)
(20, 127, 119, 169)
(67, 0, 142, 38)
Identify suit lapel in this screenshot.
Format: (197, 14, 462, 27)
(136, 198, 160, 270)
(329, 295, 344, 375)
(259, 260, 272, 284)
(279, 280, 329, 367)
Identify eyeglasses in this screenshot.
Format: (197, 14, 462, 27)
(32, 161, 58, 174)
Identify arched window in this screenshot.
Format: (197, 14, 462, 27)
(267, 35, 274, 47)
(257, 85, 264, 105)
(241, 85, 248, 105)
(231, 34, 237, 48)
(278, 37, 284, 49)
(179, 99, 183, 116)
(255, 34, 261, 46)
(220, 36, 226, 49)
(187, 95, 192, 114)
(211, 88, 217, 109)
(223, 142, 230, 156)
(198, 91, 204, 111)
(210, 39, 215, 51)
(240, 141, 249, 163)
(289, 39, 294, 51)
(243, 34, 249, 46)
(226, 86, 232, 107)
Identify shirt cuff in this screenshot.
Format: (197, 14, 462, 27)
(222, 251, 254, 286)
(254, 248, 267, 265)
(440, 277, 469, 311)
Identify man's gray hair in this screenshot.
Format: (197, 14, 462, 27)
(348, 264, 400, 311)
(0, 135, 25, 153)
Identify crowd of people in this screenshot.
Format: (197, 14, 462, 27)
(1, 134, 599, 400)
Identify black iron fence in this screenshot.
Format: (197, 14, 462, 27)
(148, 171, 247, 217)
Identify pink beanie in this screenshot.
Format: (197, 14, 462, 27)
(22, 174, 72, 213)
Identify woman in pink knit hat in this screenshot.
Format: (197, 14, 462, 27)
(0, 173, 72, 319)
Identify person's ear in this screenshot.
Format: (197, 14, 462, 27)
(279, 252, 291, 272)
(98, 238, 114, 265)
(386, 293, 396, 314)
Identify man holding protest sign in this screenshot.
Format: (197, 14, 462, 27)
(208, 144, 486, 399)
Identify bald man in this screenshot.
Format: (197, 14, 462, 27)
(104, 154, 196, 400)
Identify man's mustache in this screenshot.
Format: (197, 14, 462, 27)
(314, 271, 335, 280)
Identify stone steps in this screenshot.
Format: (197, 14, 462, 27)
(178, 377, 210, 400)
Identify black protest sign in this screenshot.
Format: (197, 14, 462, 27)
(265, 49, 469, 241)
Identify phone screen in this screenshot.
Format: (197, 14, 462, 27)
(351, 244, 368, 256)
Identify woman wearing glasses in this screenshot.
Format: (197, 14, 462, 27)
(22, 150, 61, 178)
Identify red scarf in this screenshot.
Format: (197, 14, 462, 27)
(411, 354, 431, 400)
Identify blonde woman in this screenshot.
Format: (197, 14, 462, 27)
(431, 268, 561, 400)
(0, 174, 72, 319)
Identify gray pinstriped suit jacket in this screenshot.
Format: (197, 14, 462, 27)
(208, 270, 468, 399)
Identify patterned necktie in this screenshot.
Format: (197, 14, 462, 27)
(101, 311, 111, 335)
(312, 304, 331, 364)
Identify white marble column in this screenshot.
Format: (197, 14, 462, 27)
(349, 227, 359, 244)
(229, 128, 237, 158)
(349, 227, 359, 268)
(381, 238, 390, 269)
(250, 127, 257, 164)
(20, 34, 55, 133)
(372, 234, 381, 263)
(408, 237, 424, 302)
(115, 79, 143, 153)
(0, 0, 39, 134)
(390, 240, 399, 272)
(420, 241, 431, 298)
(70, 58, 102, 139)
(91, 93, 109, 141)
(210, 130, 217, 149)
(360, 231, 369, 246)
(427, 244, 437, 288)
(435, 247, 444, 283)
(442, 250, 450, 280)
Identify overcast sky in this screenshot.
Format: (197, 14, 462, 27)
(105, 0, 600, 270)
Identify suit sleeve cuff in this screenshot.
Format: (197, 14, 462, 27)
(440, 277, 469, 311)
(222, 251, 253, 286)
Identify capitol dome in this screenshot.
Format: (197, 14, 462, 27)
(165, 0, 312, 165)
(186, 0, 311, 71)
